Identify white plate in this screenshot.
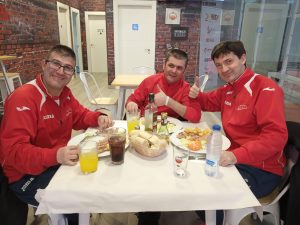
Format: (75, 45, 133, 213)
(170, 129, 231, 154)
(68, 132, 129, 158)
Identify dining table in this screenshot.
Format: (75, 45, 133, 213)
(111, 74, 149, 119)
(36, 118, 261, 225)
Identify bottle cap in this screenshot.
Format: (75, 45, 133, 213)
(161, 112, 168, 119)
(212, 124, 221, 131)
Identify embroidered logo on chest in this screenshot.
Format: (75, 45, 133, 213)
(66, 109, 72, 117)
(43, 114, 55, 120)
(237, 104, 247, 111)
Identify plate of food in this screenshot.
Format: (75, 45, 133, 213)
(68, 131, 129, 158)
(170, 126, 231, 154)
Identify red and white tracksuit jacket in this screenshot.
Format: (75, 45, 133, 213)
(198, 68, 288, 176)
(126, 73, 201, 122)
(0, 75, 102, 183)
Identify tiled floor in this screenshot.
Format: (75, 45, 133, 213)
(25, 73, 297, 225)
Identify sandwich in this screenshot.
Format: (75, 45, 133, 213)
(96, 136, 109, 153)
(129, 130, 168, 157)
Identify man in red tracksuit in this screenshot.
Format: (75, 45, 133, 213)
(126, 49, 201, 225)
(0, 45, 113, 225)
(190, 40, 288, 225)
(126, 48, 201, 123)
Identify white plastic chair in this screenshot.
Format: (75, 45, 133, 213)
(132, 66, 156, 75)
(224, 145, 298, 225)
(47, 214, 68, 225)
(28, 204, 68, 225)
(79, 72, 118, 119)
(199, 74, 209, 92)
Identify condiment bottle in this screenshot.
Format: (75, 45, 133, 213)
(157, 112, 170, 143)
(144, 93, 158, 133)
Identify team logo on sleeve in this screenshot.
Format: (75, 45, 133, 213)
(16, 106, 31, 111)
(263, 87, 275, 92)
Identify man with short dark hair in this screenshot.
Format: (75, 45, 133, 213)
(126, 48, 201, 123)
(190, 40, 288, 224)
(0, 44, 113, 225)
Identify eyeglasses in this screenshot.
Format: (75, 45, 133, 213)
(45, 60, 75, 76)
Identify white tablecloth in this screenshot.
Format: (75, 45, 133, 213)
(36, 121, 260, 223)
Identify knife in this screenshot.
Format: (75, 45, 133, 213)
(188, 154, 206, 160)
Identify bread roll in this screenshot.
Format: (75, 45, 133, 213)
(129, 130, 168, 157)
(130, 136, 149, 147)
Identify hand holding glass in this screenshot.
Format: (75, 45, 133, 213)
(126, 110, 140, 133)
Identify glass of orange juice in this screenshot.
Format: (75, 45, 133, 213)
(79, 140, 98, 174)
(126, 109, 140, 133)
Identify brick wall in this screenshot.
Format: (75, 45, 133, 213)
(2, 0, 208, 87)
(155, 2, 202, 85)
(0, 0, 80, 83)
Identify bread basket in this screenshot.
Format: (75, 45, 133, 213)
(129, 130, 168, 157)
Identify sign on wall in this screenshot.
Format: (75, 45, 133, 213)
(199, 6, 222, 88)
(165, 8, 181, 24)
(171, 27, 188, 41)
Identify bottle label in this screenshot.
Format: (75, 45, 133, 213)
(144, 109, 153, 131)
(206, 159, 216, 167)
(152, 111, 157, 132)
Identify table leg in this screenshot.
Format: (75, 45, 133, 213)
(116, 88, 126, 120)
(79, 213, 90, 225)
(205, 210, 216, 225)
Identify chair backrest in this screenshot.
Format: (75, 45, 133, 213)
(261, 144, 298, 205)
(1, 166, 28, 225)
(132, 66, 156, 75)
(79, 72, 102, 104)
(199, 74, 209, 92)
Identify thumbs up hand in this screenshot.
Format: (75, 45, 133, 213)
(155, 84, 168, 106)
(189, 76, 200, 99)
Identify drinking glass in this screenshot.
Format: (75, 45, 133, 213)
(108, 127, 127, 165)
(173, 145, 189, 177)
(79, 140, 98, 174)
(126, 110, 140, 133)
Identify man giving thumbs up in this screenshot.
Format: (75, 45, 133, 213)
(126, 49, 201, 122)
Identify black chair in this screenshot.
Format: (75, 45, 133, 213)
(281, 121, 300, 225)
(0, 113, 28, 225)
(0, 167, 28, 225)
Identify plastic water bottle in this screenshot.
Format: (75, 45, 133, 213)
(205, 124, 222, 177)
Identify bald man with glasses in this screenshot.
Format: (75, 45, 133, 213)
(0, 45, 113, 225)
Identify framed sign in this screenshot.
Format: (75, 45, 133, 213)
(165, 8, 181, 24)
(171, 27, 188, 41)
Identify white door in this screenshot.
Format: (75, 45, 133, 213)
(57, 2, 72, 47)
(85, 12, 108, 73)
(114, 0, 156, 74)
(70, 7, 83, 74)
